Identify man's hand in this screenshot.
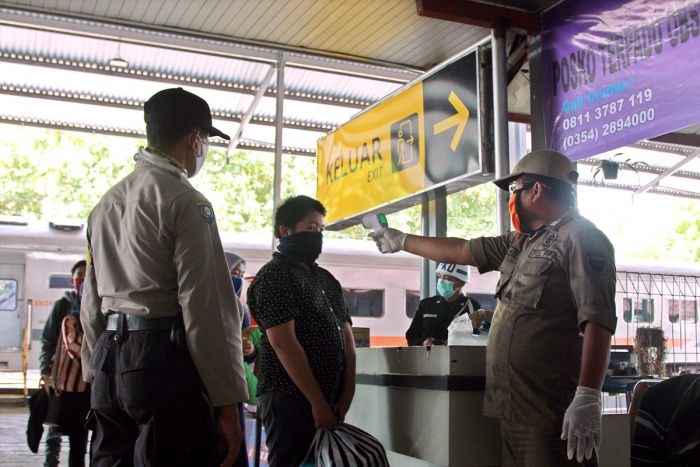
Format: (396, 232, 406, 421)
(242, 337, 256, 357)
(333, 386, 355, 423)
(561, 386, 602, 463)
(469, 309, 493, 330)
(369, 228, 407, 254)
(422, 337, 436, 347)
(217, 405, 243, 467)
(312, 400, 336, 430)
(41, 374, 52, 387)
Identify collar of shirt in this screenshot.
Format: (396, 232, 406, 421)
(273, 251, 317, 269)
(547, 207, 579, 230)
(524, 207, 579, 241)
(435, 293, 466, 305)
(135, 147, 189, 182)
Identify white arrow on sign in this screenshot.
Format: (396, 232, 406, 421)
(432, 91, 469, 152)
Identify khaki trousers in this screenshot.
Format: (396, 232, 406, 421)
(500, 421, 598, 467)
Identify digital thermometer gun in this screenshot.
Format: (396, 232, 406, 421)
(362, 213, 389, 231)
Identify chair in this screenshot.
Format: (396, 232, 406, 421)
(627, 379, 659, 439)
(629, 375, 700, 466)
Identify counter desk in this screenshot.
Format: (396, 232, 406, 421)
(345, 346, 500, 467)
(345, 346, 630, 467)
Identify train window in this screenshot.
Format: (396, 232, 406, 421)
(622, 298, 655, 323)
(0, 279, 18, 311)
(405, 290, 420, 318)
(48, 275, 72, 289)
(669, 299, 697, 323)
(342, 288, 384, 318)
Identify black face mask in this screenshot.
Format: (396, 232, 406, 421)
(278, 231, 323, 263)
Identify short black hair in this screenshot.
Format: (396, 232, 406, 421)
(71, 260, 86, 275)
(146, 123, 198, 149)
(274, 195, 326, 239)
(520, 174, 576, 207)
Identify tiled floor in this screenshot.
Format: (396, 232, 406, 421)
(0, 404, 76, 467)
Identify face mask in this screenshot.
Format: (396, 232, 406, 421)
(190, 135, 209, 178)
(231, 275, 243, 298)
(436, 279, 457, 298)
(278, 231, 323, 263)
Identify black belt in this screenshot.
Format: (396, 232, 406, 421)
(106, 313, 176, 331)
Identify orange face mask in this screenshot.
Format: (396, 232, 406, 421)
(509, 193, 523, 234)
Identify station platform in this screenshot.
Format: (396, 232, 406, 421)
(0, 404, 76, 466)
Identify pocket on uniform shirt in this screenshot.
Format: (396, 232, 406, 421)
(510, 274, 548, 309)
(495, 272, 512, 300)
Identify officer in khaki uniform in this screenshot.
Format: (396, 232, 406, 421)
(81, 88, 248, 467)
(370, 150, 616, 466)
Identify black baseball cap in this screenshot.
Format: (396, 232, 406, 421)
(144, 87, 230, 140)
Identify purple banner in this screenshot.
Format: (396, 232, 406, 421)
(542, 0, 700, 161)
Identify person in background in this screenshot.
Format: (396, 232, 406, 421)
(247, 195, 356, 466)
(405, 263, 482, 346)
(226, 252, 247, 278)
(40, 259, 87, 467)
(47, 280, 91, 467)
(80, 87, 248, 466)
(232, 274, 261, 405)
(371, 150, 616, 466)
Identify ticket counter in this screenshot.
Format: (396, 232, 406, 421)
(346, 346, 630, 467)
(346, 346, 501, 466)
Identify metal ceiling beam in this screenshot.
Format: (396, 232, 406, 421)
(0, 5, 421, 82)
(0, 52, 371, 109)
(634, 148, 700, 196)
(651, 132, 700, 148)
(576, 158, 700, 182)
(417, 0, 541, 35)
(0, 115, 316, 157)
(630, 140, 699, 156)
(226, 65, 276, 163)
(578, 179, 700, 200)
(0, 84, 337, 133)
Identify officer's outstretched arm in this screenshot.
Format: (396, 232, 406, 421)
(370, 228, 475, 266)
(405, 234, 474, 266)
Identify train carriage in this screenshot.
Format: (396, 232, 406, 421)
(0, 218, 698, 375)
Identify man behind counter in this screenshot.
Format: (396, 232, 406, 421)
(406, 263, 482, 346)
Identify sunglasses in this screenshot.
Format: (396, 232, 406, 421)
(508, 181, 535, 194)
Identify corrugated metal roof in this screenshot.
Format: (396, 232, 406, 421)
(0, 16, 403, 153)
(0, 1, 697, 200)
(1, 0, 490, 69)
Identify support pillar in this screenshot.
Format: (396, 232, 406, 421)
(420, 187, 447, 299)
(491, 21, 511, 235)
(271, 52, 285, 252)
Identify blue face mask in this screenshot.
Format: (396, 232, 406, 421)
(436, 279, 457, 298)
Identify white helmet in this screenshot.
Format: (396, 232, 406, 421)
(436, 263, 469, 283)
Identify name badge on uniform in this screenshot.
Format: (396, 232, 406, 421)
(529, 249, 555, 260)
(424, 313, 438, 318)
(196, 201, 215, 224)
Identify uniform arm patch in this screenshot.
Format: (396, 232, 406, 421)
(586, 254, 609, 275)
(196, 201, 215, 224)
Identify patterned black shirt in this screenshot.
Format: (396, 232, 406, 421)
(248, 252, 351, 403)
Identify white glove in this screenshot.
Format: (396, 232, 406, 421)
(368, 228, 407, 254)
(561, 386, 602, 463)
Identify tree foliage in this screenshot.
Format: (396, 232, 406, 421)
(0, 124, 698, 264)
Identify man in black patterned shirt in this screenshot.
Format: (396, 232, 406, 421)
(248, 195, 356, 467)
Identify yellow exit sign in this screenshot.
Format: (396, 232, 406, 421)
(317, 49, 482, 225)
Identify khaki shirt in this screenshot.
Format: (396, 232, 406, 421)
(469, 209, 616, 427)
(80, 148, 248, 407)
